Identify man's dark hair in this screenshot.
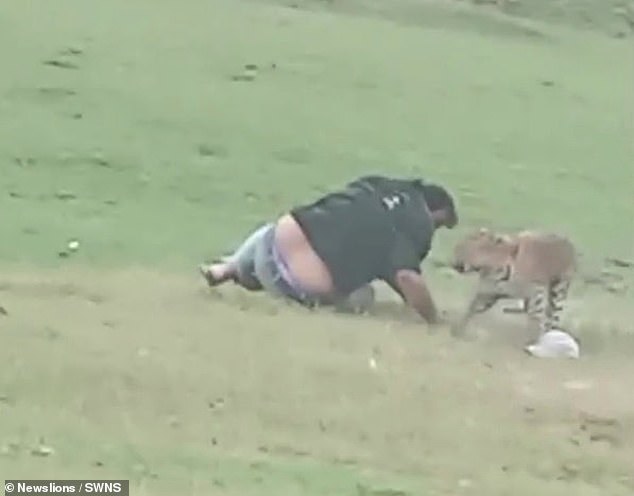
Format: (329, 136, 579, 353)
(419, 182, 458, 228)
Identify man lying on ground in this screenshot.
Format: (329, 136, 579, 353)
(199, 175, 458, 325)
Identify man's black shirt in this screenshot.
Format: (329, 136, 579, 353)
(290, 175, 434, 295)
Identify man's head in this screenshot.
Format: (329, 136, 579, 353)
(419, 182, 458, 229)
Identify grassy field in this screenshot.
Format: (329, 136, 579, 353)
(1, 0, 633, 494)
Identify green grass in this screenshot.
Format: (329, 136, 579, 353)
(2, 0, 632, 266)
(1, 0, 633, 494)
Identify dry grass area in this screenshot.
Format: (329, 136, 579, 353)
(1, 268, 633, 495)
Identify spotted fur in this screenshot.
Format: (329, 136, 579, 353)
(450, 228, 577, 341)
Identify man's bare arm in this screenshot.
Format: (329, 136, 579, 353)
(386, 269, 439, 325)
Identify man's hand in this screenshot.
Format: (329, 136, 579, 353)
(391, 269, 440, 325)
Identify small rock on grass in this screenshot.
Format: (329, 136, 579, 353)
(55, 190, 77, 201)
(31, 441, 55, 457)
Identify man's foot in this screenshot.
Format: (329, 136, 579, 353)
(199, 262, 235, 287)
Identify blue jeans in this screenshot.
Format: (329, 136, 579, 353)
(228, 223, 375, 312)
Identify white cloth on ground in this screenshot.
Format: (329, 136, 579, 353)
(524, 330, 580, 359)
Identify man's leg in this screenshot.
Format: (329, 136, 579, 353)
(200, 223, 272, 290)
(201, 221, 315, 305)
(202, 223, 376, 312)
(251, 224, 301, 301)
